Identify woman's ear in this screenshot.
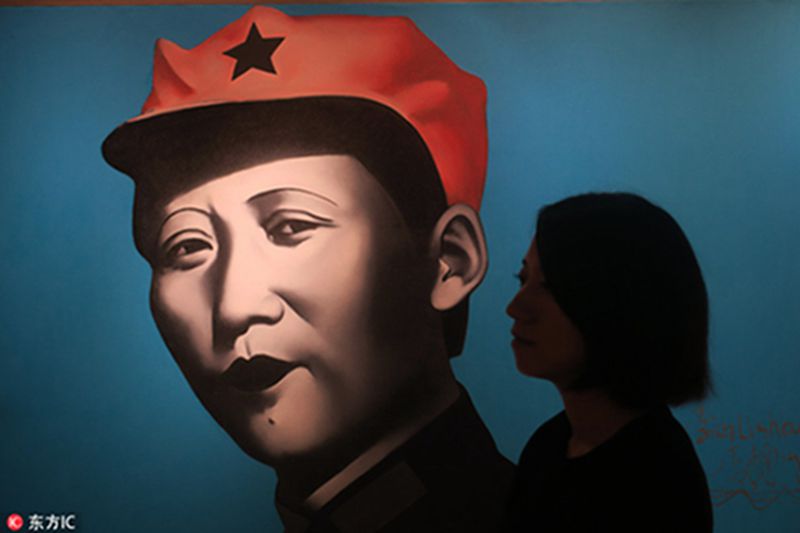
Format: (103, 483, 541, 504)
(429, 204, 488, 311)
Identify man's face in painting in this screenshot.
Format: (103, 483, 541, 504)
(144, 154, 441, 465)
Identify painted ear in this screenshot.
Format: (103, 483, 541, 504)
(430, 204, 488, 311)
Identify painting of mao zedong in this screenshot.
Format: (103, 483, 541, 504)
(102, 7, 512, 532)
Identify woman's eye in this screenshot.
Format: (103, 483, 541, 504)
(162, 238, 213, 269)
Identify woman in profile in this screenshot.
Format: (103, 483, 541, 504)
(504, 192, 713, 532)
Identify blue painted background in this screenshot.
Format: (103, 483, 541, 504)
(1, 2, 798, 531)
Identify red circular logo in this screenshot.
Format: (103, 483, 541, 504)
(6, 514, 23, 532)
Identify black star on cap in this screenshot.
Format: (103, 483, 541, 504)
(224, 23, 285, 80)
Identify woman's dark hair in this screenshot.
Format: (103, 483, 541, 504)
(535, 192, 711, 408)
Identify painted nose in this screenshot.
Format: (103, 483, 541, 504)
(214, 237, 285, 340)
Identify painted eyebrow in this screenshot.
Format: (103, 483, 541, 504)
(247, 187, 339, 207)
(157, 207, 212, 238)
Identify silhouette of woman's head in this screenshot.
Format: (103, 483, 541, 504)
(532, 192, 711, 408)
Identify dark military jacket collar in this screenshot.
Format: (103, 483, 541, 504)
(276, 386, 513, 533)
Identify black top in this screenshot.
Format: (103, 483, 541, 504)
(504, 407, 712, 533)
(277, 387, 514, 533)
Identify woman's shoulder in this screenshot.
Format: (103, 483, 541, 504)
(601, 407, 700, 464)
(605, 407, 711, 498)
(620, 407, 701, 462)
(509, 407, 713, 532)
(517, 411, 570, 467)
(611, 407, 713, 530)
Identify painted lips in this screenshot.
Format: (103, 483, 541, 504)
(221, 355, 299, 393)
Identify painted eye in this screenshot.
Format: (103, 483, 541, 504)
(170, 239, 211, 257)
(265, 211, 333, 246)
(271, 220, 319, 238)
(163, 238, 213, 269)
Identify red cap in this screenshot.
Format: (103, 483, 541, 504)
(110, 6, 487, 209)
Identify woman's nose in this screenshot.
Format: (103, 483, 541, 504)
(507, 289, 524, 320)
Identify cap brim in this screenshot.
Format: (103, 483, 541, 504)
(104, 96, 446, 248)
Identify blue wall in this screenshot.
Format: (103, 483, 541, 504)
(1, 2, 798, 531)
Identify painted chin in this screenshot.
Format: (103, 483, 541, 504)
(215, 363, 309, 415)
(206, 369, 313, 464)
